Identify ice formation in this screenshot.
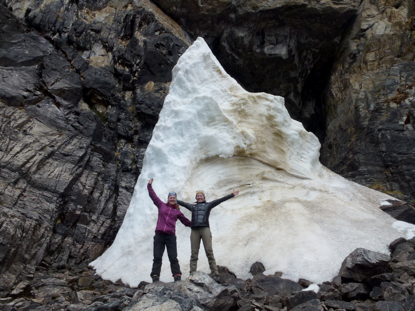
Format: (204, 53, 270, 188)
(91, 37, 415, 285)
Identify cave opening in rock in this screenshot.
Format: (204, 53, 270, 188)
(298, 59, 333, 146)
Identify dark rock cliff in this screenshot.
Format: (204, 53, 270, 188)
(0, 0, 414, 298)
(152, 0, 360, 142)
(0, 0, 190, 295)
(321, 0, 415, 199)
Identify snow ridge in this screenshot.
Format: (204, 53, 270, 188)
(91, 38, 415, 285)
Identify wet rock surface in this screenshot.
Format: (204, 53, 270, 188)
(1, 241, 415, 310)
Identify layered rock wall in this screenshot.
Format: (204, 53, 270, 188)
(0, 0, 190, 295)
(321, 0, 415, 199)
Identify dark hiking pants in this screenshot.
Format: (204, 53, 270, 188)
(151, 232, 181, 277)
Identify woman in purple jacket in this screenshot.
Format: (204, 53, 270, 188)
(148, 178, 191, 282)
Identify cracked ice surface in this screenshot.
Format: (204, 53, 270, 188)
(91, 37, 415, 285)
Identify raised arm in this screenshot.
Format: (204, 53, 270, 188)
(209, 189, 239, 209)
(147, 179, 163, 208)
(176, 200, 193, 211)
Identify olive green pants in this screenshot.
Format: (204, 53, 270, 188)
(190, 227, 218, 276)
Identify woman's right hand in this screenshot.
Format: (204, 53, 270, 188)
(148, 178, 153, 185)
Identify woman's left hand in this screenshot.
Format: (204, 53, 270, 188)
(233, 189, 239, 196)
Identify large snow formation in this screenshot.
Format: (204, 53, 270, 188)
(91, 37, 415, 285)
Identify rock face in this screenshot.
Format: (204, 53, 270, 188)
(321, 0, 415, 199)
(0, 0, 190, 295)
(152, 0, 360, 141)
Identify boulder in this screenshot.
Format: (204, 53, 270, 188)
(353, 301, 376, 311)
(250, 262, 266, 276)
(290, 299, 323, 311)
(380, 282, 409, 302)
(324, 300, 356, 311)
(389, 260, 415, 276)
(375, 301, 405, 311)
(286, 290, 318, 310)
(370, 286, 383, 300)
(370, 273, 398, 287)
(317, 283, 341, 301)
(187, 272, 237, 311)
(298, 279, 313, 288)
(251, 274, 304, 297)
(216, 266, 238, 286)
(339, 283, 369, 301)
(127, 294, 181, 311)
(389, 237, 408, 253)
(390, 242, 415, 263)
(339, 248, 390, 283)
(381, 202, 415, 225)
(268, 295, 283, 309)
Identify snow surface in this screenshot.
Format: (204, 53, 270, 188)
(303, 284, 320, 293)
(380, 200, 393, 206)
(392, 221, 415, 239)
(91, 37, 415, 286)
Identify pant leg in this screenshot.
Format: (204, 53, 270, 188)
(165, 234, 181, 276)
(190, 228, 201, 273)
(200, 227, 218, 276)
(151, 233, 165, 277)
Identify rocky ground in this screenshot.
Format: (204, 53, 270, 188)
(1, 236, 415, 311)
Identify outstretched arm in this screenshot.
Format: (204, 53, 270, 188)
(147, 178, 163, 208)
(176, 200, 193, 211)
(177, 212, 191, 227)
(210, 189, 240, 209)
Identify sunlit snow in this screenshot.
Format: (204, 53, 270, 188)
(91, 37, 415, 285)
(393, 221, 415, 239)
(303, 284, 320, 293)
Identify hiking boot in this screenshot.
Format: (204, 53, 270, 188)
(151, 275, 159, 283)
(212, 274, 220, 282)
(174, 274, 181, 282)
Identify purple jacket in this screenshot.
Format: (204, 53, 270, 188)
(148, 184, 191, 235)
